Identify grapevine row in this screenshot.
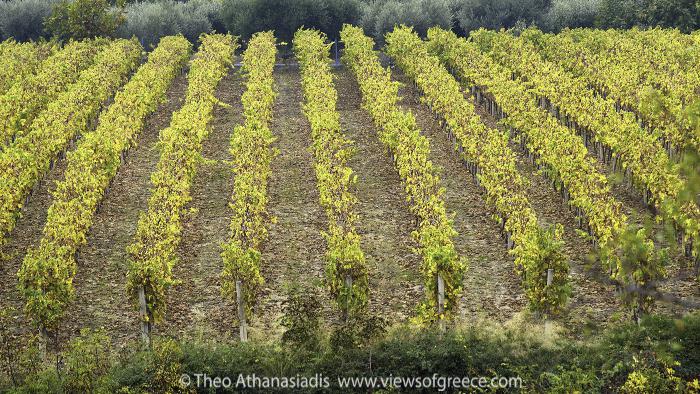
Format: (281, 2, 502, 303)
(126, 34, 234, 341)
(341, 24, 466, 324)
(615, 28, 699, 106)
(530, 29, 695, 155)
(0, 39, 54, 95)
(426, 28, 628, 264)
(0, 39, 142, 255)
(18, 36, 191, 334)
(564, 28, 700, 107)
(294, 28, 369, 316)
(219, 32, 275, 341)
(473, 30, 700, 261)
(428, 28, 668, 317)
(0, 39, 104, 148)
(382, 26, 570, 316)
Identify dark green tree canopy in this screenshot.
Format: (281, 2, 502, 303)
(45, 0, 123, 40)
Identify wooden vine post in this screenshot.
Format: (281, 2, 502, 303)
(236, 280, 248, 342)
(630, 274, 643, 326)
(544, 268, 553, 336)
(437, 273, 446, 331)
(138, 285, 151, 346)
(38, 326, 49, 360)
(345, 275, 353, 320)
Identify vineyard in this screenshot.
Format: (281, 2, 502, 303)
(0, 25, 700, 391)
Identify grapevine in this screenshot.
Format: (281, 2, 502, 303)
(342, 24, 466, 324)
(382, 26, 570, 317)
(0, 39, 105, 148)
(126, 34, 234, 337)
(1, 39, 141, 259)
(18, 36, 191, 334)
(427, 28, 667, 315)
(529, 28, 697, 156)
(219, 31, 276, 334)
(473, 29, 700, 263)
(294, 28, 369, 316)
(0, 39, 55, 95)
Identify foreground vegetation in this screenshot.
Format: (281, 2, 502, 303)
(1, 310, 699, 392)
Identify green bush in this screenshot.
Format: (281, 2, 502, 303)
(280, 285, 323, 351)
(44, 0, 124, 40)
(62, 328, 113, 392)
(3, 328, 113, 393)
(595, 0, 700, 32)
(328, 313, 386, 351)
(455, 0, 549, 34)
(118, 0, 222, 48)
(542, 0, 602, 31)
(642, 0, 700, 32)
(5, 312, 700, 392)
(595, 0, 647, 29)
(111, 312, 700, 392)
(118, 1, 181, 48)
(0, 308, 43, 388)
(0, 0, 59, 41)
(359, 0, 454, 41)
(221, 0, 362, 43)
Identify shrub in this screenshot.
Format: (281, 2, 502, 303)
(595, 0, 645, 28)
(280, 285, 323, 351)
(118, 0, 222, 48)
(641, 0, 700, 32)
(0, 0, 58, 41)
(0, 308, 43, 388)
(610, 226, 668, 322)
(542, 0, 602, 31)
(62, 328, 113, 392)
(221, 0, 362, 42)
(359, 0, 453, 41)
(177, 0, 221, 41)
(595, 0, 700, 32)
(185, 0, 225, 33)
(329, 313, 387, 351)
(454, 0, 548, 34)
(7, 313, 700, 392)
(44, 0, 123, 40)
(98, 338, 190, 393)
(117, 1, 180, 48)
